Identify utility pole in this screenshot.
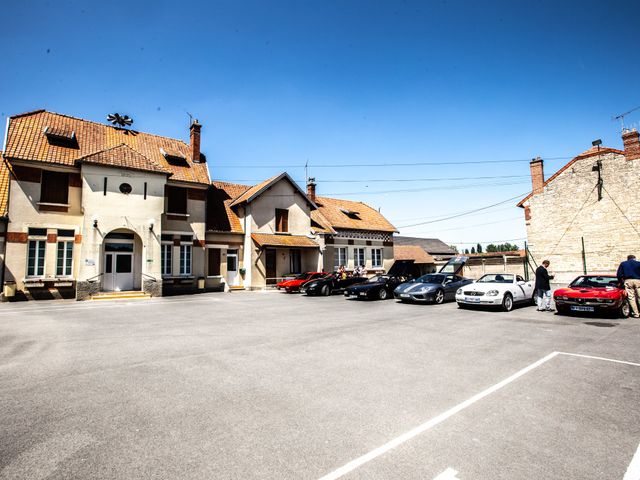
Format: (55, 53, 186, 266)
(591, 139, 603, 201)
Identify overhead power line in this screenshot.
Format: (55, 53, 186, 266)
(403, 216, 523, 234)
(398, 193, 528, 228)
(214, 156, 572, 169)
(224, 174, 531, 184)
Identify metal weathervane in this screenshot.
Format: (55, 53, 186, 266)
(107, 113, 134, 128)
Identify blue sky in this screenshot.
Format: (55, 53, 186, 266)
(2, 0, 638, 250)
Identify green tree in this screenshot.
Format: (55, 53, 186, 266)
(476, 243, 483, 253)
(449, 244, 459, 253)
(464, 248, 470, 254)
(470, 247, 476, 254)
(486, 244, 498, 252)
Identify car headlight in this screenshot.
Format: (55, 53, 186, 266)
(456, 288, 463, 294)
(486, 290, 499, 296)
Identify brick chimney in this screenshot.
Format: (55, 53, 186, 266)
(622, 128, 640, 160)
(529, 157, 544, 195)
(190, 119, 202, 163)
(307, 177, 316, 203)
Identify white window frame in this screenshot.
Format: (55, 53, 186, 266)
(27, 237, 46, 278)
(56, 240, 74, 277)
(161, 243, 173, 277)
(334, 247, 347, 270)
(179, 237, 193, 276)
(354, 248, 366, 268)
(371, 248, 383, 269)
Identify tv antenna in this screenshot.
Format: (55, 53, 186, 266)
(107, 113, 133, 128)
(613, 105, 640, 131)
(186, 111, 193, 128)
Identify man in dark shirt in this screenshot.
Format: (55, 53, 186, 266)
(534, 260, 554, 312)
(617, 255, 640, 318)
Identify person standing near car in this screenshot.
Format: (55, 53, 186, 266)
(616, 254, 640, 318)
(535, 260, 554, 312)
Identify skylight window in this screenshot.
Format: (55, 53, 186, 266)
(43, 126, 78, 148)
(160, 148, 189, 166)
(340, 208, 361, 219)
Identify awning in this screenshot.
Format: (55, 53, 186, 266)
(251, 233, 319, 249)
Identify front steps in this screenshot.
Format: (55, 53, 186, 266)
(91, 291, 151, 301)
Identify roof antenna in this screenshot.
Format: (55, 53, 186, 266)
(613, 105, 640, 131)
(186, 111, 193, 128)
(305, 159, 309, 184)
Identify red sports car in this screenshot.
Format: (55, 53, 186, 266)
(276, 272, 328, 293)
(553, 274, 629, 317)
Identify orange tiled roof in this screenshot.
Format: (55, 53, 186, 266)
(517, 147, 624, 207)
(229, 172, 315, 208)
(4, 110, 210, 185)
(314, 196, 397, 233)
(0, 154, 9, 217)
(310, 209, 336, 234)
(394, 245, 435, 264)
(251, 233, 319, 248)
(76, 144, 170, 175)
(208, 181, 250, 233)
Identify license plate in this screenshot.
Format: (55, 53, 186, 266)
(400, 294, 410, 298)
(359, 292, 367, 297)
(571, 305, 594, 312)
(465, 297, 481, 303)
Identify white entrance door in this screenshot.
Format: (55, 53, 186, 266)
(226, 250, 239, 286)
(103, 253, 134, 291)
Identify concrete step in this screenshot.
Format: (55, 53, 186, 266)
(91, 291, 151, 301)
(229, 286, 245, 291)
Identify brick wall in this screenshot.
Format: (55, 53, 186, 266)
(523, 151, 640, 285)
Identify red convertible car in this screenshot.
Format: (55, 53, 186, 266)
(276, 272, 327, 293)
(553, 274, 629, 317)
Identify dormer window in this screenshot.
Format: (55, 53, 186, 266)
(160, 148, 189, 166)
(340, 208, 361, 220)
(43, 126, 78, 148)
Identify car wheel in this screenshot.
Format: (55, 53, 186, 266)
(378, 289, 388, 300)
(434, 289, 445, 304)
(321, 285, 331, 296)
(501, 293, 514, 312)
(620, 301, 631, 318)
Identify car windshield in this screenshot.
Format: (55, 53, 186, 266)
(366, 275, 386, 283)
(477, 274, 514, 284)
(570, 276, 618, 288)
(416, 274, 445, 284)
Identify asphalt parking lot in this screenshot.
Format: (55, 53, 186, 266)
(0, 291, 639, 480)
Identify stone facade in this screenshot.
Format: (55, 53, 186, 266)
(519, 131, 640, 286)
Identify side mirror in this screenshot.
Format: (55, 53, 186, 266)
(517, 281, 525, 285)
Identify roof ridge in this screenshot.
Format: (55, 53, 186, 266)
(76, 143, 170, 174)
(12, 110, 190, 146)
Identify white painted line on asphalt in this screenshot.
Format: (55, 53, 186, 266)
(624, 442, 640, 480)
(557, 352, 640, 368)
(317, 351, 560, 480)
(433, 467, 461, 479)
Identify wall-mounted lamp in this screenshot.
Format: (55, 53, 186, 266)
(149, 219, 155, 232)
(92, 217, 98, 229)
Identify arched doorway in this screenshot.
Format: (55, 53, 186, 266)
(102, 229, 143, 292)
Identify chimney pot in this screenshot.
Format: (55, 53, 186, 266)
(529, 157, 544, 195)
(622, 128, 640, 161)
(190, 120, 202, 163)
(307, 177, 316, 203)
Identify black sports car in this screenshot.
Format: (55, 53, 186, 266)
(344, 275, 407, 300)
(300, 273, 367, 296)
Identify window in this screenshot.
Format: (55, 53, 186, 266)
(290, 249, 301, 274)
(208, 248, 221, 276)
(334, 247, 347, 270)
(166, 186, 187, 214)
(161, 244, 172, 276)
(56, 240, 73, 276)
(371, 248, 382, 268)
(27, 228, 47, 278)
(275, 209, 289, 233)
(179, 245, 192, 275)
(119, 183, 132, 194)
(40, 170, 69, 204)
(227, 249, 238, 272)
(354, 248, 365, 268)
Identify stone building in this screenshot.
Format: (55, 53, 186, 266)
(1, 110, 210, 300)
(518, 129, 640, 285)
(307, 179, 396, 275)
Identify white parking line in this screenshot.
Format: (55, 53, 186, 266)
(317, 351, 640, 480)
(624, 442, 640, 480)
(433, 467, 461, 479)
(317, 351, 560, 480)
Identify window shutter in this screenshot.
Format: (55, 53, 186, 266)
(40, 171, 69, 204)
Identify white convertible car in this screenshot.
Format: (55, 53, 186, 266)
(455, 273, 535, 311)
